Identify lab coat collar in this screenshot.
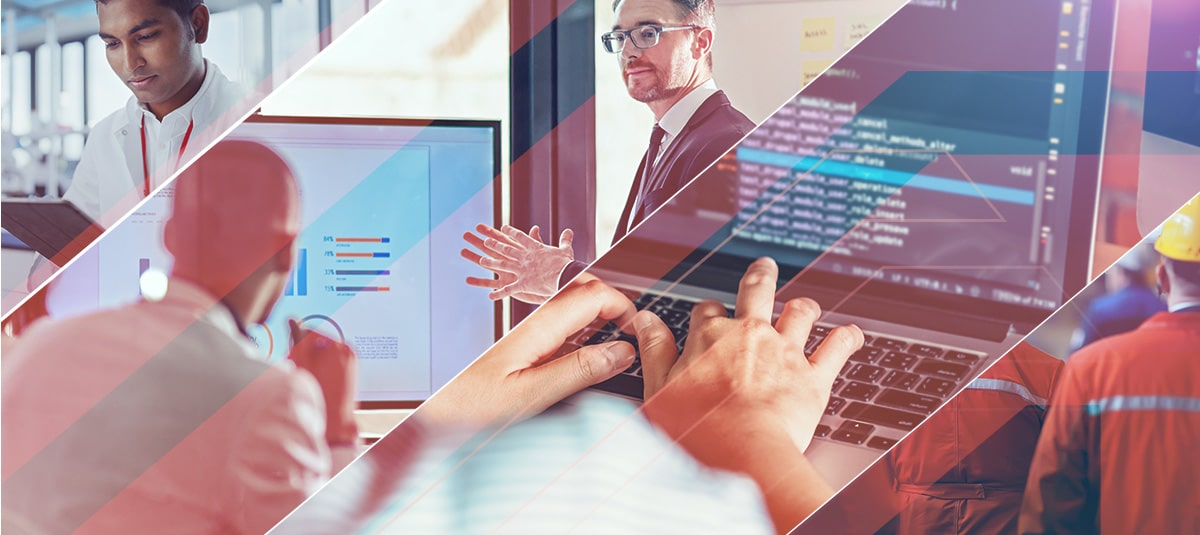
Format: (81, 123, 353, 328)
(657, 79, 719, 140)
(109, 59, 224, 137)
(107, 59, 225, 192)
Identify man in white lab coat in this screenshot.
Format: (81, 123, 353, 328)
(64, 0, 244, 228)
(2, 141, 359, 534)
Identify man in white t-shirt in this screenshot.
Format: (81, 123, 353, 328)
(64, 0, 244, 228)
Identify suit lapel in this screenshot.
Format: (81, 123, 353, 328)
(621, 91, 732, 241)
(614, 151, 651, 244)
(644, 92, 725, 194)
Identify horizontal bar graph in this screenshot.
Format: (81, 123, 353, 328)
(334, 252, 391, 258)
(334, 237, 391, 243)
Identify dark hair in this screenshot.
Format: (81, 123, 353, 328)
(613, 0, 715, 27)
(612, 0, 715, 67)
(95, 0, 204, 31)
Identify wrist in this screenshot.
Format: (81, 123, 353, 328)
(325, 406, 360, 446)
(733, 429, 832, 534)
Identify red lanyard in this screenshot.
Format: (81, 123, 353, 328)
(140, 115, 194, 197)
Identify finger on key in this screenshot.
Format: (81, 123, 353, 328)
(735, 257, 779, 322)
(775, 297, 822, 347)
(690, 299, 728, 327)
(810, 324, 865, 382)
(634, 310, 679, 397)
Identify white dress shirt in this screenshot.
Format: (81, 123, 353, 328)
(1, 279, 354, 534)
(628, 79, 720, 233)
(652, 78, 719, 167)
(63, 60, 244, 228)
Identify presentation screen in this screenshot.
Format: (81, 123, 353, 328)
(48, 116, 502, 406)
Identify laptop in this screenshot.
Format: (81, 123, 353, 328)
(566, 0, 1116, 489)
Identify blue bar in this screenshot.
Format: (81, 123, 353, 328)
(372, 252, 390, 258)
(381, 237, 391, 243)
(297, 248, 307, 296)
(336, 270, 391, 275)
(736, 147, 1036, 206)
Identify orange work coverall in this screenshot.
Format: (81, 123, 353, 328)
(1020, 311, 1200, 534)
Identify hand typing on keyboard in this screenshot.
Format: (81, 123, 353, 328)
(637, 257, 864, 534)
(417, 277, 637, 427)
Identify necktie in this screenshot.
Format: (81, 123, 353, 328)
(631, 125, 667, 227)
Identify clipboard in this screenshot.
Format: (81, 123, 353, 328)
(1, 198, 104, 266)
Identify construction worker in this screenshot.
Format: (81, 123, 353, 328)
(882, 342, 1064, 534)
(795, 343, 1063, 534)
(1020, 195, 1200, 534)
(1072, 251, 1166, 351)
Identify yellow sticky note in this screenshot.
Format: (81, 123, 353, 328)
(1062, 2, 1073, 14)
(800, 17, 836, 52)
(802, 59, 834, 86)
(845, 15, 877, 46)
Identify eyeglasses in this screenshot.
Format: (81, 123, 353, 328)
(600, 24, 700, 54)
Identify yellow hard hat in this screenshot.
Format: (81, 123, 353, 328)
(1155, 195, 1200, 262)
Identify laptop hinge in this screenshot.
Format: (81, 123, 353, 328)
(787, 283, 1012, 343)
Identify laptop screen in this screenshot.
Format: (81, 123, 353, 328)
(621, 0, 1115, 326)
(47, 116, 501, 406)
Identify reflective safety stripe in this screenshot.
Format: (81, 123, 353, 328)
(1086, 396, 1200, 416)
(966, 378, 1048, 408)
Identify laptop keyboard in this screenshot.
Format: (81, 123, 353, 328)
(570, 289, 987, 452)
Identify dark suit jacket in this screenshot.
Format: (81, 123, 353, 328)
(559, 90, 754, 286)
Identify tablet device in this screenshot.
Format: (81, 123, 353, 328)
(1, 198, 103, 266)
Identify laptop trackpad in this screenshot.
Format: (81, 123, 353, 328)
(806, 439, 887, 490)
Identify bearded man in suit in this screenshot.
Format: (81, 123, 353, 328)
(463, 0, 753, 304)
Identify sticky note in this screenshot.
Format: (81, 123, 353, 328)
(802, 59, 834, 86)
(846, 15, 877, 46)
(800, 17, 836, 52)
(1062, 2, 1073, 14)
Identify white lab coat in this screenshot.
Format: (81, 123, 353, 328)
(63, 60, 245, 228)
(1, 279, 358, 534)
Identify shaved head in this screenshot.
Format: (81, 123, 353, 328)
(165, 140, 300, 325)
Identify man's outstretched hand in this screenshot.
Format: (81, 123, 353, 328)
(461, 224, 575, 304)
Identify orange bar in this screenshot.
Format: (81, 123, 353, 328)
(335, 237, 384, 243)
(335, 252, 374, 258)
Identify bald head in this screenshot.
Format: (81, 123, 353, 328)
(164, 140, 299, 325)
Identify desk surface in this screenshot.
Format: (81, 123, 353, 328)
(355, 409, 413, 441)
